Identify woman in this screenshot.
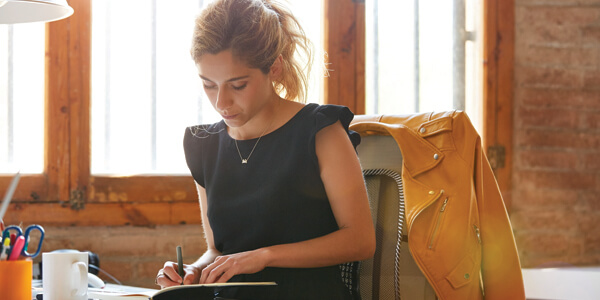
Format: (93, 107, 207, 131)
(156, 0, 375, 298)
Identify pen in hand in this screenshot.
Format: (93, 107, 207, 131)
(177, 245, 184, 285)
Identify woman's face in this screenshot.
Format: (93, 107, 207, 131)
(196, 50, 277, 130)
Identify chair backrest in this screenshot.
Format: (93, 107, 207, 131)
(356, 135, 437, 300)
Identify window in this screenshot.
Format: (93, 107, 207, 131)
(90, 0, 209, 175)
(1, 0, 511, 226)
(365, 0, 483, 132)
(0, 23, 45, 174)
(90, 0, 324, 175)
(0, 0, 329, 226)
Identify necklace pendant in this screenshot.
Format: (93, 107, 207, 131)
(242, 159, 248, 164)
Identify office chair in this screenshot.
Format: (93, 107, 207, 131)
(339, 135, 437, 300)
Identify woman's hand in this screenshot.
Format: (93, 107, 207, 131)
(199, 249, 270, 284)
(156, 261, 201, 288)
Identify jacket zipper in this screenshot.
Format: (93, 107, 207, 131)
(428, 197, 449, 249)
(474, 225, 484, 296)
(480, 270, 485, 297)
(408, 189, 443, 249)
(473, 224, 482, 244)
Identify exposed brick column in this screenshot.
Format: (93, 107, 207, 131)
(512, 0, 600, 268)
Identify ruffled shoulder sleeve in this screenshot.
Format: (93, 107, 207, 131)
(183, 126, 205, 187)
(183, 122, 225, 188)
(313, 104, 361, 149)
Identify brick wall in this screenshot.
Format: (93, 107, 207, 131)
(512, 0, 600, 267)
(36, 225, 206, 288)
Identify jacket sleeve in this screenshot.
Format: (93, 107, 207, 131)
(471, 120, 526, 299)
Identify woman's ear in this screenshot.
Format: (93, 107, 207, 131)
(269, 54, 284, 80)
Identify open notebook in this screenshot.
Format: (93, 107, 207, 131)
(87, 282, 277, 300)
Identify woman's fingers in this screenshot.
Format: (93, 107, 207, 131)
(200, 258, 219, 283)
(165, 262, 184, 282)
(157, 262, 203, 288)
(182, 271, 196, 285)
(199, 250, 268, 284)
(156, 261, 185, 287)
(156, 270, 179, 288)
(200, 255, 253, 284)
(200, 256, 230, 284)
(183, 264, 200, 285)
(216, 268, 234, 283)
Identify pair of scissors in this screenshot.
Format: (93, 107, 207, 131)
(1, 224, 45, 259)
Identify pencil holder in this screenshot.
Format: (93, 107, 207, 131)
(0, 259, 33, 300)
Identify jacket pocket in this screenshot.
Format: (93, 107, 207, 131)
(446, 255, 475, 289)
(427, 196, 449, 250)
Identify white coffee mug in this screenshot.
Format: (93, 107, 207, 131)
(42, 251, 88, 300)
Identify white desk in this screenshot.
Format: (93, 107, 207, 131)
(523, 267, 600, 300)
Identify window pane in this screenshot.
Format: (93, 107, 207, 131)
(366, 0, 482, 132)
(418, 0, 454, 113)
(91, 0, 323, 175)
(366, 1, 416, 114)
(288, 0, 324, 104)
(91, 0, 210, 175)
(465, 0, 483, 135)
(0, 23, 45, 174)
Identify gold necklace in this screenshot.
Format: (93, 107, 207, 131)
(234, 110, 278, 164)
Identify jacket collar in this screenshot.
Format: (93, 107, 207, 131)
(350, 113, 454, 177)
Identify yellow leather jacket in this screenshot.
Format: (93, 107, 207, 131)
(350, 111, 525, 300)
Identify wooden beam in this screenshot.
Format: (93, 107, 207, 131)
(68, 0, 91, 205)
(89, 176, 198, 203)
(323, 0, 365, 114)
(0, 174, 48, 202)
(355, 1, 366, 115)
(45, 0, 92, 203)
(45, 16, 70, 202)
(2, 202, 201, 226)
(483, 0, 515, 209)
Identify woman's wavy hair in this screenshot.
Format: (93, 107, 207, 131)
(191, 0, 314, 103)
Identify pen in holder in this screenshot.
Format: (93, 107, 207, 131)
(0, 259, 32, 300)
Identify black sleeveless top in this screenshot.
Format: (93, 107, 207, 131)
(183, 104, 360, 300)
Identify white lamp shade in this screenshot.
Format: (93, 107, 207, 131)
(0, 0, 74, 24)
